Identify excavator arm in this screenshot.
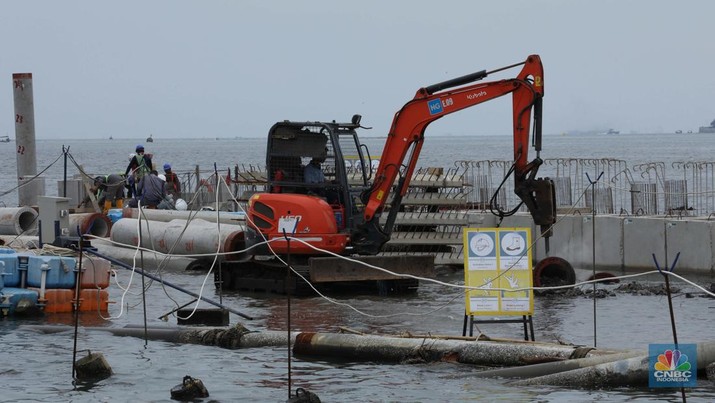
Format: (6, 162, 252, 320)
(351, 54, 556, 255)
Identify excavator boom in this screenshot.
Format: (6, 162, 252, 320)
(351, 54, 556, 255)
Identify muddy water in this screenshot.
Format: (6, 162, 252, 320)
(2, 266, 714, 402)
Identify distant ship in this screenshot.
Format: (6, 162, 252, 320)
(146, 134, 154, 142)
(602, 129, 620, 135)
(0, 135, 10, 143)
(699, 118, 715, 133)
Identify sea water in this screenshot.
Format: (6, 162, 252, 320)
(1, 133, 715, 401)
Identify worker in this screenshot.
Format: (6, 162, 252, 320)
(125, 144, 153, 197)
(136, 170, 170, 209)
(163, 163, 182, 200)
(304, 153, 338, 204)
(303, 155, 326, 184)
(78, 174, 125, 212)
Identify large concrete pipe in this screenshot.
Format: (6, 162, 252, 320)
(122, 208, 245, 225)
(110, 218, 246, 261)
(91, 239, 212, 272)
(533, 256, 576, 288)
(69, 213, 112, 238)
(0, 207, 38, 235)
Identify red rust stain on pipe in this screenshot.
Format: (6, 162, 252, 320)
(293, 332, 317, 355)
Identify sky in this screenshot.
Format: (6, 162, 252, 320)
(1, 0, 714, 139)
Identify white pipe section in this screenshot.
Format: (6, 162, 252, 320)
(0, 207, 38, 235)
(91, 239, 212, 272)
(122, 208, 245, 225)
(110, 218, 246, 261)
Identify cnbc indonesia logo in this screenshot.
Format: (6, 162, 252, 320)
(649, 344, 697, 387)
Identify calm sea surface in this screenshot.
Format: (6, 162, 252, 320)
(1, 133, 715, 402)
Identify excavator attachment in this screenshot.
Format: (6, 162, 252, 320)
(514, 176, 557, 240)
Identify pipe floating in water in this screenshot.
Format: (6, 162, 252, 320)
(292, 333, 615, 367)
(23, 324, 291, 348)
(23, 325, 622, 368)
(110, 218, 246, 261)
(0, 207, 38, 236)
(510, 341, 715, 388)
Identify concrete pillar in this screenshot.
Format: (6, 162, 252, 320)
(13, 73, 43, 206)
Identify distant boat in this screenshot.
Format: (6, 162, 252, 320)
(0, 135, 10, 143)
(699, 118, 715, 133)
(109, 135, 113, 140)
(146, 134, 154, 142)
(675, 130, 683, 134)
(602, 129, 620, 135)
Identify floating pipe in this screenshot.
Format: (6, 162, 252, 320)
(90, 239, 212, 272)
(69, 213, 112, 238)
(476, 350, 642, 379)
(0, 207, 38, 235)
(292, 333, 616, 366)
(110, 218, 246, 261)
(122, 208, 245, 225)
(510, 341, 715, 388)
(23, 324, 292, 348)
(22, 324, 619, 368)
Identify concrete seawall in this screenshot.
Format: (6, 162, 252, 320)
(493, 212, 715, 275)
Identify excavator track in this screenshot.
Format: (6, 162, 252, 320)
(215, 255, 429, 296)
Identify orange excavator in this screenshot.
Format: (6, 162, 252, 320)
(237, 55, 555, 293)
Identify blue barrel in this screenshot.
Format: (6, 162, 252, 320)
(0, 251, 20, 287)
(0, 287, 39, 315)
(107, 209, 123, 223)
(26, 256, 77, 289)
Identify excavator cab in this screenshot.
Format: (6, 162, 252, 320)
(245, 117, 372, 255)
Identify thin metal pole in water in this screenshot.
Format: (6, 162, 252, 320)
(660, 222, 686, 403)
(284, 229, 292, 399)
(139, 206, 148, 344)
(71, 226, 84, 380)
(586, 171, 603, 348)
(62, 146, 69, 197)
(214, 163, 223, 305)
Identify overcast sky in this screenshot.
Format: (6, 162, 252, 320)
(1, 0, 713, 139)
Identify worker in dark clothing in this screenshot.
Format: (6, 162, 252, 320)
(125, 144, 153, 197)
(163, 163, 181, 200)
(79, 174, 125, 212)
(136, 170, 169, 208)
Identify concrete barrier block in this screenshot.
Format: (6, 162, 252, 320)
(623, 217, 666, 270)
(535, 215, 585, 267)
(663, 219, 715, 274)
(583, 215, 624, 270)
